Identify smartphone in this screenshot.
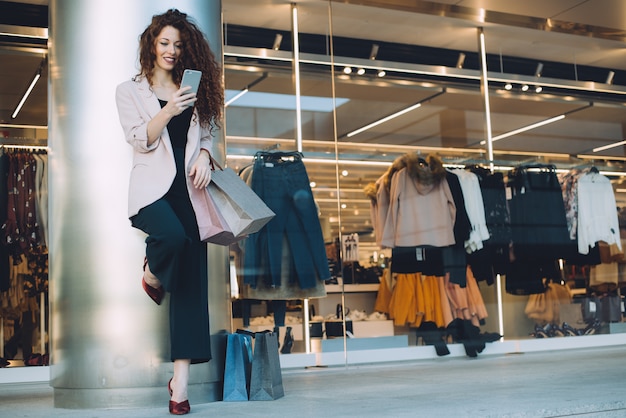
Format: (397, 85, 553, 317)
(181, 69, 202, 96)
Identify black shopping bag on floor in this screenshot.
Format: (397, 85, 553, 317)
(249, 331, 284, 401)
(223, 332, 253, 401)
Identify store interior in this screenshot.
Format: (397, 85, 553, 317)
(2, 0, 626, 370)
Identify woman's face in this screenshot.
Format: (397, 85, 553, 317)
(153, 25, 182, 72)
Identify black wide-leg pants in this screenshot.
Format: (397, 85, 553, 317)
(131, 150, 211, 363)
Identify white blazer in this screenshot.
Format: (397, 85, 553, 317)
(115, 76, 213, 218)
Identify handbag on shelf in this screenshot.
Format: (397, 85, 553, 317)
(196, 158, 275, 246)
(325, 304, 353, 337)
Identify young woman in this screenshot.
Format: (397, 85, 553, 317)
(115, 9, 223, 415)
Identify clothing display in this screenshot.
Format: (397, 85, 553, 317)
(367, 153, 622, 354)
(0, 148, 49, 364)
(381, 155, 456, 248)
(232, 152, 329, 329)
(448, 168, 489, 253)
(442, 170, 471, 286)
(242, 151, 330, 291)
(506, 164, 571, 261)
(465, 168, 511, 285)
(576, 168, 622, 255)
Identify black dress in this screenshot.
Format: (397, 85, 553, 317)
(130, 101, 211, 363)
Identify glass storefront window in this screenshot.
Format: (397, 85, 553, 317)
(223, 0, 626, 364)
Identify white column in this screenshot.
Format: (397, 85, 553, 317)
(48, 0, 228, 408)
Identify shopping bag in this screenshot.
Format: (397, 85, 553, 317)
(208, 164, 275, 238)
(249, 331, 284, 401)
(223, 332, 254, 401)
(191, 185, 239, 246)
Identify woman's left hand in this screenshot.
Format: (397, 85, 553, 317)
(189, 150, 212, 189)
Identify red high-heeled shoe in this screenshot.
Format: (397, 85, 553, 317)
(169, 399, 190, 415)
(142, 277, 164, 305)
(168, 378, 190, 415)
(142, 257, 164, 305)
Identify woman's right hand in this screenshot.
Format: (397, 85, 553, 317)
(146, 86, 197, 145)
(163, 86, 197, 116)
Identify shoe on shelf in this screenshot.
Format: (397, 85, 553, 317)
(583, 319, 602, 335)
(280, 327, 294, 354)
(531, 324, 549, 338)
(561, 322, 581, 336)
(550, 323, 565, 337)
(24, 353, 43, 366)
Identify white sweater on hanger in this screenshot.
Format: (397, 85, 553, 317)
(577, 170, 621, 254)
(449, 169, 490, 253)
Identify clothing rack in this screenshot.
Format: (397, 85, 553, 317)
(0, 145, 49, 362)
(0, 144, 48, 151)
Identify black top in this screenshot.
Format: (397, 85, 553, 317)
(158, 99, 192, 149)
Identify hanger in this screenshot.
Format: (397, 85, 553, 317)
(254, 149, 303, 163)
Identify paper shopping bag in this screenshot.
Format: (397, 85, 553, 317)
(249, 331, 284, 401)
(208, 166, 275, 238)
(223, 332, 254, 401)
(191, 185, 240, 246)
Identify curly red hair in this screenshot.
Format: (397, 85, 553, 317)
(137, 9, 223, 131)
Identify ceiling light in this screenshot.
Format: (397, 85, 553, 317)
(456, 53, 466, 69)
(491, 115, 564, 142)
(0, 26, 47, 39)
(534, 63, 544, 78)
(369, 43, 379, 60)
(357, 68, 366, 75)
(11, 56, 46, 119)
(225, 88, 249, 107)
(348, 103, 422, 137)
(377, 70, 386, 77)
(606, 71, 615, 85)
(224, 72, 268, 107)
(592, 139, 626, 153)
(482, 103, 592, 144)
(345, 90, 445, 138)
(341, 170, 349, 176)
(521, 84, 529, 92)
(535, 86, 543, 93)
(343, 66, 352, 74)
(272, 33, 283, 50)
(504, 83, 512, 90)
